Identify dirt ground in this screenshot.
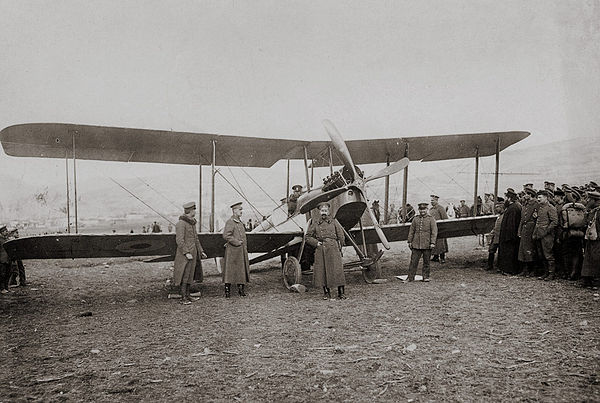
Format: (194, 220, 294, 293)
(1, 236, 599, 402)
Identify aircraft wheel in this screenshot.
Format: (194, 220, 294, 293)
(282, 256, 302, 290)
(362, 263, 378, 284)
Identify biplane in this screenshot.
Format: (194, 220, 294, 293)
(0, 121, 529, 288)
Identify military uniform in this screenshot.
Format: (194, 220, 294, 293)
(173, 215, 204, 287)
(582, 204, 600, 282)
(429, 203, 448, 261)
(487, 211, 504, 271)
(222, 215, 250, 285)
(497, 198, 522, 274)
(305, 216, 346, 290)
(287, 192, 300, 216)
(0, 232, 10, 292)
(518, 198, 539, 270)
(533, 199, 558, 279)
(407, 211, 438, 280)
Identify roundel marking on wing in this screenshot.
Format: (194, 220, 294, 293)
(116, 239, 166, 254)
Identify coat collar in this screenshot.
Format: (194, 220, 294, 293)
(231, 215, 242, 224)
(179, 215, 197, 226)
(317, 216, 332, 224)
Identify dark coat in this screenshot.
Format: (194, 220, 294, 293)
(408, 214, 438, 249)
(173, 216, 204, 286)
(0, 234, 9, 264)
(306, 216, 346, 288)
(582, 206, 600, 278)
(222, 216, 250, 284)
(429, 204, 448, 254)
(498, 201, 522, 273)
(518, 199, 539, 262)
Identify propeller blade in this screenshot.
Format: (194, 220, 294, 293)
(322, 119, 357, 181)
(366, 203, 391, 250)
(365, 158, 410, 183)
(298, 187, 349, 214)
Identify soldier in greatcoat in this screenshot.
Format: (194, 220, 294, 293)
(407, 203, 438, 282)
(429, 195, 449, 263)
(174, 202, 206, 304)
(305, 202, 347, 300)
(222, 202, 250, 297)
(533, 190, 558, 280)
(0, 226, 11, 294)
(487, 200, 505, 271)
(517, 187, 539, 276)
(497, 189, 522, 275)
(581, 191, 600, 288)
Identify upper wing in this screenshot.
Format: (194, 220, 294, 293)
(1, 123, 529, 167)
(3, 231, 301, 260)
(349, 216, 497, 244)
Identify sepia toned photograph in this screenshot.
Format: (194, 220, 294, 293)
(1, 1, 598, 401)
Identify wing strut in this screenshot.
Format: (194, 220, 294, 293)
(72, 130, 79, 233)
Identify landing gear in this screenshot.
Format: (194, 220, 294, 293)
(282, 256, 302, 290)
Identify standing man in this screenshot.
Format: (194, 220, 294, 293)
(482, 193, 495, 215)
(429, 195, 449, 263)
(581, 191, 600, 288)
(487, 200, 505, 271)
(371, 200, 381, 223)
(222, 202, 250, 298)
(305, 202, 346, 300)
(518, 187, 539, 277)
(407, 203, 437, 282)
(287, 185, 303, 216)
(457, 200, 470, 218)
(0, 226, 11, 294)
(174, 202, 206, 304)
(497, 189, 522, 275)
(533, 190, 558, 280)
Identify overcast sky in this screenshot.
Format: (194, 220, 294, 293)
(1, 0, 599, 220)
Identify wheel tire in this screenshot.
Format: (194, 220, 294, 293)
(282, 256, 302, 290)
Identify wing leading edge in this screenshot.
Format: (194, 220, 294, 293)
(1, 123, 529, 167)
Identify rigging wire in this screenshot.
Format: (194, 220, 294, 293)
(135, 175, 180, 209)
(108, 177, 176, 226)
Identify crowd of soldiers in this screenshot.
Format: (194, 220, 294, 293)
(485, 181, 600, 288)
(0, 225, 27, 294)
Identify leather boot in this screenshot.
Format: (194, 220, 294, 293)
(180, 284, 191, 304)
(238, 284, 247, 297)
(544, 261, 556, 281)
(337, 286, 347, 300)
(224, 283, 231, 298)
(440, 253, 446, 264)
(519, 263, 530, 277)
(487, 253, 495, 271)
(323, 287, 331, 300)
(538, 261, 549, 280)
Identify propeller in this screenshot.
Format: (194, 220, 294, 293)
(365, 158, 409, 183)
(321, 120, 407, 250)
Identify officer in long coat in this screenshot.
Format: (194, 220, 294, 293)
(533, 190, 558, 280)
(581, 191, 600, 287)
(305, 202, 346, 300)
(497, 189, 522, 274)
(0, 226, 11, 293)
(174, 202, 206, 304)
(517, 187, 539, 276)
(407, 203, 438, 281)
(222, 202, 250, 297)
(429, 195, 449, 263)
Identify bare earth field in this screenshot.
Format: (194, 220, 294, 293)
(1, 237, 599, 402)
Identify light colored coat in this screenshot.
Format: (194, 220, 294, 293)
(407, 213, 438, 249)
(306, 217, 346, 288)
(429, 204, 449, 254)
(222, 216, 250, 284)
(173, 216, 203, 286)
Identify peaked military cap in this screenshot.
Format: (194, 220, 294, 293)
(505, 188, 517, 197)
(554, 187, 564, 196)
(523, 183, 534, 189)
(537, 189, 550, 197)
(524, 187, 536, 197)
(417, 203, 429, 209)
(317, 201, 331, 209)
(292, 184, 303, 191)
(183, 201, 196, 209)
(430, 194, 439, 199)
(590, 181, 599, 190)
(588, 191, 600, 200)
(230, 202, 243, 209)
